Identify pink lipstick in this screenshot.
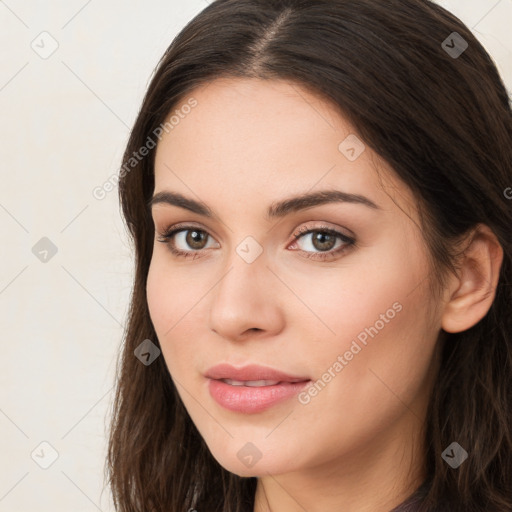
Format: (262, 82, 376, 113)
(205, 364, 311, 414)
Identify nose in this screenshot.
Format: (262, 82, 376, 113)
(208, 251, 285, 342)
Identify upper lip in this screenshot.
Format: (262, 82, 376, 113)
(205, 363, 310, 382)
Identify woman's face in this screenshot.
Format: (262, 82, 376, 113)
(147, 77, 442, 479)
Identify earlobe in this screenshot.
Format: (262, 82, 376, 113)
(441, 224, 503, 334)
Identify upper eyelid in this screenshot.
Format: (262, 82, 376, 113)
(159, 222, 353, 245)
(151, 207, 356, 237)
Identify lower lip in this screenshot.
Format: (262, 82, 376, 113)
(208, 378, 311, 414)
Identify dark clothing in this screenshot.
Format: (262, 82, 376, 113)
(389, 479, 432, 512)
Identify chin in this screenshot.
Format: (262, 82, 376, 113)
(207, 442, 297, 478)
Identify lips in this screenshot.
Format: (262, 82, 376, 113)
(205, 364, 311, 413)
(221, 379, 281, 387)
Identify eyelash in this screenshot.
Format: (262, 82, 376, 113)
(156, 223, 356, 261)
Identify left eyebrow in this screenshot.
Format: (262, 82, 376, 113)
(147, 188, 380, 219)
(265, 189, 380, 220)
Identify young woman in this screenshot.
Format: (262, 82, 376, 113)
(106, 1, 512, 510)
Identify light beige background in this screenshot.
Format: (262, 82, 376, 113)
(1, 1, 511, 510)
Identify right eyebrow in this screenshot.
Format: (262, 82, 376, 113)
(148, 191, 213, 217)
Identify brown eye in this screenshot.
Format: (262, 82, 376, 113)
(310, 232, 337, 251)
(290, 227, 356, 261)
(157, 225, 219, 258)
(293, 229, 351, 253)
(184, 229, 209, 250)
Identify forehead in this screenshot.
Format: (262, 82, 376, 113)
(156, 77, 354, 165)
(153, 77, 414, 217)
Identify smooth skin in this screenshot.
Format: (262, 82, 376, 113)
(146, 78, 503, 512)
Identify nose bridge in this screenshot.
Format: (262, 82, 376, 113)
(208, 237, 279, 338)
(214, 238, 268, 310)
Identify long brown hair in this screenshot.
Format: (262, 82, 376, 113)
(106, 1, 512, 510)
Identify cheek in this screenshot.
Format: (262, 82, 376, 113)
(146, 256, 206, 374)
(299, 302, 437, 456)
(146, 254, 196, 329)
(283, 232, 428, 353)
(293, 239, 437, 432)
(297, 232, 428, 349)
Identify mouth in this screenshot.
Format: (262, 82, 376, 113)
(219, 378, 305, 386)
(205, 364, 311, 414)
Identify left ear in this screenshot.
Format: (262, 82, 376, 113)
(441, 223, 503, 333)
